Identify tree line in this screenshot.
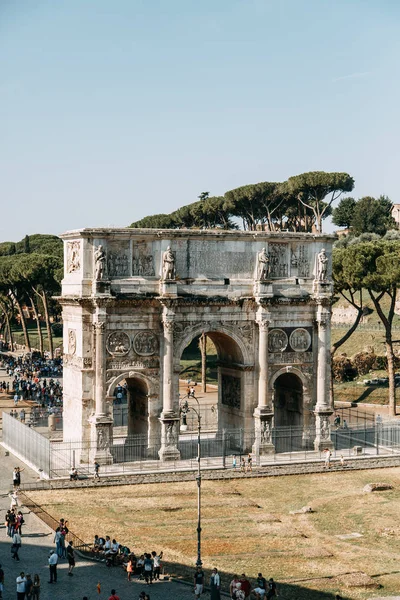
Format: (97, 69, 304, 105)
(130, 171, 355, 233)
(0, 234, 63, 358)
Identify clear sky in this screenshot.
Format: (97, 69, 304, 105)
(1, 0, 399, 241)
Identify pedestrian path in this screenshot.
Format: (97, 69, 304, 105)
(0, 450, 194, 600)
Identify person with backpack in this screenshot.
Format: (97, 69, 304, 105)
(143, 553, 154, 584)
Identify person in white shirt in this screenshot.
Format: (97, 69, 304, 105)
(48, 550, 58, 583)
(16, 572, 26, 600)
(151, 550, 163, 580)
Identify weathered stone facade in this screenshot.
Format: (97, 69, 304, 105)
(59, 229, 335, 463)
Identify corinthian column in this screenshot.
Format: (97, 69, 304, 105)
(159, 309, 180, 461)
(89, 311, 113, 464)
(162, 316, 175, 416)
(93, 320, 107, 416)
(253, 311, 274, 456)
(314, 304, 333, 450)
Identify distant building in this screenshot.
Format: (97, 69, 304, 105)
(392, 204, 400, 228)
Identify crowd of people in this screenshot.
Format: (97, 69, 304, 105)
(193, 567, 278, 600)
(0, 353, 63, 407)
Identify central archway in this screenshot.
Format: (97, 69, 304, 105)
(178, 326, 249, 434)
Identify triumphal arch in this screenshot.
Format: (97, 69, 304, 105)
(59, 228, 335, 463)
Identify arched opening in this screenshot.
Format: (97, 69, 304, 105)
(179, 329, 245, 432)
(274, 373, 303, 428)
(125, 377, 149, 437)
(112, 376, 149, 438)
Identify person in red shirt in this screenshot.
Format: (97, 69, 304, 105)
(239, 573, 251, 599)
(108, 590, 120, 600)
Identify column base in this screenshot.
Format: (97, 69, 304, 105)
(314, 410, 334, 451)
(253, 409, 275, 455)
(158, 416, 180, 461)
(89, 415, 114, 465)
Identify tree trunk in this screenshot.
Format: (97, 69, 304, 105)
(29, 293, 43, 356)
(386, 337, 396, 417)
(0, 300, 14, 351)
(37, 290, 54, 359)
(368, 288, 396, 417)
(200, 333, 207, 393)
(10, 291, 31, 352)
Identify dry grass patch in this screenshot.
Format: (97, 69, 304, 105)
(29, 468, 400, 599)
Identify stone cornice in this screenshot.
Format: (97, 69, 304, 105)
(60, 228, 337, 243)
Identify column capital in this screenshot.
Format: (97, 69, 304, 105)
(162, 318, 175, 333)
(92, 321, 106, 332)
(257, 319, 270, 332)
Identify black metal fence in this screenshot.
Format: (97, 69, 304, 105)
(5, 411, 400, 480)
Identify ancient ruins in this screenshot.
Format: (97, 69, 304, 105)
(59, 229, 334, 463)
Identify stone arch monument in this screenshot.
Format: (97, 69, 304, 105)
(60, 228, 334, 463)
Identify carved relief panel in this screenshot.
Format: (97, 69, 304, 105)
(66, 241, 81, 273)
(132, 242, 155, 276)
(221, 374, 241, 409)
(107, 241, 130, 278)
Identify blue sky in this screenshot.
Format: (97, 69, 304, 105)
(1, 0, 399, 240)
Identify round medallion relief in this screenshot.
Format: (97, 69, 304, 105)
(106, 331, 131, 356)
(133, 330, 158, 356)
(290, 328, 311, 352)
(268, 329, 288, 352)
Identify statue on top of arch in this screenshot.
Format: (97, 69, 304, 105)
(162, 246, 176, 281)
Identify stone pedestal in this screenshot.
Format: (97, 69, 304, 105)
(92, 280, 111, 296)
(254, 281, 274, 299)
(159, 280, 177, 297)
(312, 280, 333, 298)
(253, 408, 275, 455)
(314, 411, 334, 451)
(89, 415, 114, 464)
(158, 416, 180, 461)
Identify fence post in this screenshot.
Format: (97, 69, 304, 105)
(222, 428, 226, 469)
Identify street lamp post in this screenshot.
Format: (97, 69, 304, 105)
(180, 394, 202, 567)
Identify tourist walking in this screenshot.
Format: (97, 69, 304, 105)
(32, 574, 41, 600)
(25, 573, 33, 600)
(0, 563, 4, 600)
(324, 448, 331, 469)
(48, 549, 58, 583)
(94, 461, 100, 480)
(16, 573, 26, 600)
(108, 589, 120, 600)
(232, 455, 237, 469)
(143, 553, 154, 584)
(11, 530, 22, 560)
(266, 578, 277, 598)
(210, 568, 221, 600)
(193, 566, 205, 599)
(151, 550, 163, 580)
(67, 541, 75, 575)
(247, 454, 253, 472)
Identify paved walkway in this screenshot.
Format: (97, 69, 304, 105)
(0, 451, 196, 600)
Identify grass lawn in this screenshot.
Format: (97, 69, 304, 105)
(29, 467, 400, 599)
